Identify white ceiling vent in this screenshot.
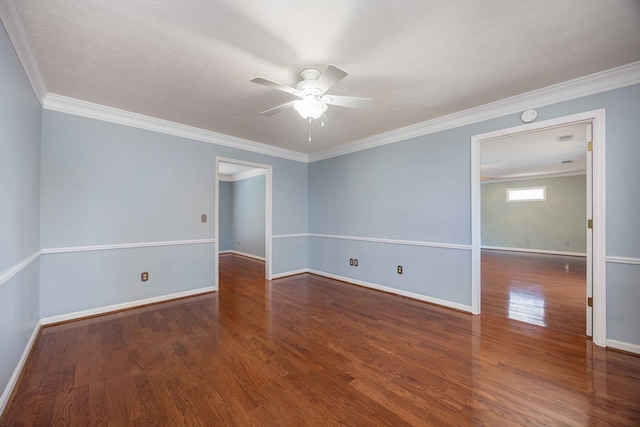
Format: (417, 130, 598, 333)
(556, 134, 574, 142)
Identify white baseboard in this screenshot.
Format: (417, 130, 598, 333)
(607, 339, 640, 355)
(308, 269, 472, 313)
(224, 250, 265, 262)
(0, 320, 42, 416)
(271, 268, 310, 279)
(218, 250, 233, 254)
(482, 246, 586, 257)
(40, 286, 216, 325)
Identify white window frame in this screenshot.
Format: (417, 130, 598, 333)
(506, 186, 546, 202)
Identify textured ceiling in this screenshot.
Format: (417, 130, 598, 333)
(481, 123, 587, 180)
(14, 0, 640, 154)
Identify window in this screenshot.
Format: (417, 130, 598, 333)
(506, 186, 546, 202)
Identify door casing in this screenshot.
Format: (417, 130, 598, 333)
(470, 109, 606, 347)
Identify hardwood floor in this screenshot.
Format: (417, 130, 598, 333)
(2, 254, 639, 425)
(481, 249, 587, 336)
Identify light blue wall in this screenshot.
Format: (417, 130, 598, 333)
(273, 236, 307, 274)
(310, 84, 640, 343)
(271, 159, 308, 275)
(219, 181, 233, 251)
(232, 174, 266, 258)
(39, 110, 307, 316)
(309, 139, 470, 243)
(2, 11, 639, 390)
(0, 22, 41, 407)
(481, 175, 587, 253)
(538, 84, 640, 346)
(607, 263, 640, 345)
(39, 244, 214, 318)
(309, 121, 478, 307)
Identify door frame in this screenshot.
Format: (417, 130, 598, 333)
(470, 109, 606, 347)
(214, 156, 273, 289)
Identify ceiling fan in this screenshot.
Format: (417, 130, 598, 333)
(250, 64, 373, 123)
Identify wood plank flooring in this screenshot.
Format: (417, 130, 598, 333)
(481, 249, 587, 336)
(2, 254, 639, 425)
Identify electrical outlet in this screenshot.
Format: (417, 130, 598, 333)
(397, 265, 403, 274)
(565, 241, 570, 245)
(524, 238, 529, 244)
(354, 259, 358, 267)
(350, 258, 354, 266)
(141, 272, 149, 282)
(201, 214, 207, 223)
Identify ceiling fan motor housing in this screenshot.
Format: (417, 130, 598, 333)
(296, 68, 324, 96)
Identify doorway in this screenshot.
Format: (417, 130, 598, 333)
(471, 109, 607, 347)
(215, 157, 273, 289)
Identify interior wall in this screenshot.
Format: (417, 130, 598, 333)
(0, 22, 42, 411)
(39, 110, 308, 318)
(309, 83, 640, 348)
(218, 180, 233, 251)
(231, 174, 266, 258)
(481, 175, 587, 253)
(309, 134, 472, 307)
(1, 12, 638, 391)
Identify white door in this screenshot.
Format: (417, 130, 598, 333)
(586, 122, 593, 337)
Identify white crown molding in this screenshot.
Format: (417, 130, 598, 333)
(0, 250, 40, 287)
(35, 61, 640, 165)
(7, 2, 635, 168)
(309, 61, 640, 162)
(0, 0, 47, 104)
(41, 239, 215, 254)
(42, 93, 309, 163)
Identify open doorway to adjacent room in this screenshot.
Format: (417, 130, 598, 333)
(479, 123, 588, 335)
(215, 157, 273, 288)
(471, 110, 607, 346)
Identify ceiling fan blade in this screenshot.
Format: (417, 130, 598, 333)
(250, 77, 300, 96)
(260, 101, 295, 116)
(315, 64, 348, 93)
(323, 95, 373, 110)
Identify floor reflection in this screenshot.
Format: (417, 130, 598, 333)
(482, 250, 586, 336)
(508, 288, 546, 327)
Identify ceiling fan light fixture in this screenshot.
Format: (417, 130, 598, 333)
(293, 98, 327, 120)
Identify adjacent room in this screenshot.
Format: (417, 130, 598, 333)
(2, 1, 640, 425)
(480, 124, 589, 336)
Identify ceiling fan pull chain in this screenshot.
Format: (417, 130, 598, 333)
(308, 117, 312, 142)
